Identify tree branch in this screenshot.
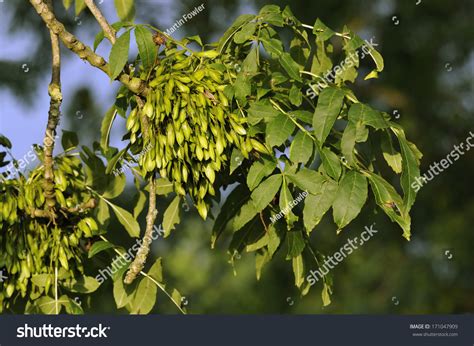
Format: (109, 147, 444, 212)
(29, 0, 147, 95)
(84, 0, 116, 44)
(124, 177, 158, 284)
(43, 0, 62, 210)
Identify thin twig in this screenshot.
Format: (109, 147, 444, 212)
(84, 0, 116, 44)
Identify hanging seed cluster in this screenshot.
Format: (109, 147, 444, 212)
(125, 46, 268, 219)
(0, 154, 97, 311)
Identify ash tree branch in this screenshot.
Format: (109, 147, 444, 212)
(29, 0, 147, 95)
(43, 0, 62, 211)
(84, 0, 116, 44)
(124, 177, 158, 284)
(124, 102, 157, 284)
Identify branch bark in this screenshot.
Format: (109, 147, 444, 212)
(124, 177, 157, 284)
(29, 0, 147, 96)
(43, 0, 62, 210)
(84, 0, 116, 44)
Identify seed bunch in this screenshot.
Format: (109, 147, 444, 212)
(0, 154, 97, 311)
(125, 45, 268, 219)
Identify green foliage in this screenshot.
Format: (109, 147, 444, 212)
(1, 2, 422, 313)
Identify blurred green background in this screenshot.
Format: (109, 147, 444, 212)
(0, 0, 473, 314)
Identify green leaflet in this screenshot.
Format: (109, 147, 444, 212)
(251, 174, 282, 211)
(246, 233, 269, 252)
(265, 113, 296, 147)
(259, 5, 284, 27)
(61, 130, 78, 151)
(280, 52, 302, 82)
(108, 30, 130, 80)
(322, 282, 332, 307)
(248, 100, 280, 125)
(289, 84, 303, 106)
(155, 177, 174, 195)
(247, 157, 277, 191)
(261, 37, 284, 57)
(100, 106, 117, 152)
(135, 26, 157, 73)
(279, 177, 298, 226)
(313, 18, 334, 41)
(61, 276, 100, 294)
(319, 147, 342, 180)
(232, 174, 282, 231)
(242, 47, 258, 74)
(286, 231, 305, 258)
(368, 47, 384, 72)
(332, 171, 368, 230)
(230, 217, 263, 255)
(289, 131, 314, 164)
(110, 202, 140, 237)
(113, 265, 132, 309)
(303, 179, 338, 233)
(232, 201, 259, 231)
(348, 103, 389, 129)
(311, 40, 332, 76)
(94, 22, 130, 51)
(132, 190, 147, 218)
(290, 110, 313, 125)
(230, 149, 245, 174)
(75, 0, 86, 15)
(218, 14, 256, 52)
(129, 276, 157, 314)
(255, 249, 271, 280)
(341, 121, 357, 165)
(234, 74, 252, 104)
(313, 87, 345, 144)
(212, 184, 249, 247)
(292, 254, 305, 288)
(363, 171, 411, 240)
(286, 168, 326, 194)
(163, 196, 181, 238)
(88, 241, 115, 258)
(36, 296, 69, 314)
(381, 130, 402, 173)
(102, 174, 126, 199)
(392, 127, 420, 213)
(234, 22, 257, 44)
(114, 0, 135, 22)
(267, 223, 285, 257)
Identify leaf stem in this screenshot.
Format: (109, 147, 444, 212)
(54, 265, 59, 314)
(301, 23, 351, 39)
